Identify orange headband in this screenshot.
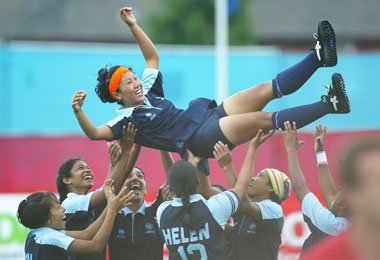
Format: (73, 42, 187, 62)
(108, 67, 130, 96)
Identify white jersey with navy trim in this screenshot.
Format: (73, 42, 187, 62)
(157, 191, 239, 260)
(25, 227, 74, 260)
(301, 192, 349, 253)
(231, 199, 284, 260)
(61, 191, 106, 260)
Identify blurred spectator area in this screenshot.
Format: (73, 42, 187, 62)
(0, 0, 379, 50)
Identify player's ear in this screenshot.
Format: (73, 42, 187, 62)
(62, 177, 72, 185)
(111, 91, 121, 101)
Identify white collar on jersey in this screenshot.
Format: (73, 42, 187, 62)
(171, 194, 205, 207)
(115, 97, 155, 118)
(120, 201, 147, 216)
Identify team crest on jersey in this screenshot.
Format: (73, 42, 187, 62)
(145, 112, 157, 120)
(117, 228, 126, 238)
(145, 222, 156, 234)
(247, 223, 257, 234)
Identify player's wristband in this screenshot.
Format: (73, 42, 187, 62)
(316, 151, 328, 165)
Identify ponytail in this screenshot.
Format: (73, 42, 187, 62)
(169, 160, 203, 230)
(181, 192, 203, 230)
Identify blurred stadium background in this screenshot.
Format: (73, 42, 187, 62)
(0, 0, 379, 259)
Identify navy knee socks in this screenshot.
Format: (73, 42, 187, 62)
(271, 100, 333, 130)
(272, 51, 321, 98)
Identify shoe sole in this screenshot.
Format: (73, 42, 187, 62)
(331, 73, 350, 113)
(318, 20, 337, 67)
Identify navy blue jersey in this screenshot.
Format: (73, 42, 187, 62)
(25, 227, 74, 260)
(62, 191, 106, 260)
(157, 191, 239, 260)
(301, 192, 349, 255)
(106, 68, 216, 157)
(108, 189, 164, 260)
(231, 199, 284, 260)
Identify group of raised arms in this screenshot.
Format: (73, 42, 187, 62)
(18, 5, 353, 260)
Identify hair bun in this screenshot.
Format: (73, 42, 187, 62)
(97, 68, 108, 82)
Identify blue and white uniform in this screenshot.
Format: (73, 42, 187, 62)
(231, 199, 284, 260)
(24, 227, 74, 260)
(108, 189, 164, 260)
(106, 69, 233, 172)
(62, 191, 105, 260)
(157, 191, 239, 260)
(301, 192, 349, 254)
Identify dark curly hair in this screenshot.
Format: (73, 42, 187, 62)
(56, 158, 83, 204)
(95, 65, 133, 105)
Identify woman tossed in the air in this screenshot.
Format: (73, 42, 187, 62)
(72, 6, 350, 171)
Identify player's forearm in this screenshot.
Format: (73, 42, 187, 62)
(124, 144, 141, 174)
(287, 150, 309, 199)
(318, 163, 337, 206)
(89, 208, 117, 251)
(129, 23, 159, 68)
(233, 147, 256, 200)
(222, 164, 237, 189)
(109, 150, 131, 193)
(74, 109, 100, 140)
(197, 172, 219, 199)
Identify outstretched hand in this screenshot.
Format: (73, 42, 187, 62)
(250, 129, 275, 149)
(71, 90, 86, 112)
(120, 7, 137, 27)
(108, 142, 122, 166)
(282, 121, 304, 152)
(313, 124, 327, 153)
(120, 122, 137, 152)
(213, 141, 232, 169)
(104, 178, 134, 212)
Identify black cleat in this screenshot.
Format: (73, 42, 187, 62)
(322, 73, 350, 114)
(313, 20, 337, 67)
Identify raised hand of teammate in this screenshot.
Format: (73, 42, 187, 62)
(213, 141, 232, 170)
(313, 124, 327, 153)
(282, 121, 304, 152)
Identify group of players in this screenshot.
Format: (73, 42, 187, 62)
(17, 6, 356, 260)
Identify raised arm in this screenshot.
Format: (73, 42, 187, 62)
(213, 142, 237, 189)
(314, 124, 337, 207)
(160, 150, 174, 187)
(72, 90, 114, 140)
(282, 121, 309, 202)
(230, 130, 274, 201)
(235, 130, 274, 221)
(90, 123, 137, 208)
(185, 149, 219, 199)
(120, 7, 159, 69)
(67, 180, 134, 253)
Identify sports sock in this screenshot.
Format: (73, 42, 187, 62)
(271, 100, 332, 130)
(272, 51, 321, 98)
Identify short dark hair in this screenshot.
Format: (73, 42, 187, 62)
(17, 191, 57, 229)
(341, 139, 380, 188)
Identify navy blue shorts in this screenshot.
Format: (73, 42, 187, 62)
(187, 103, 236, 158)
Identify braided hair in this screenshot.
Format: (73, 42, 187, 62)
(56, 158, 82, 204)
(169, 160, 203, 230)
(95, 65, 133, 105)
(17, 191, 57, 228)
